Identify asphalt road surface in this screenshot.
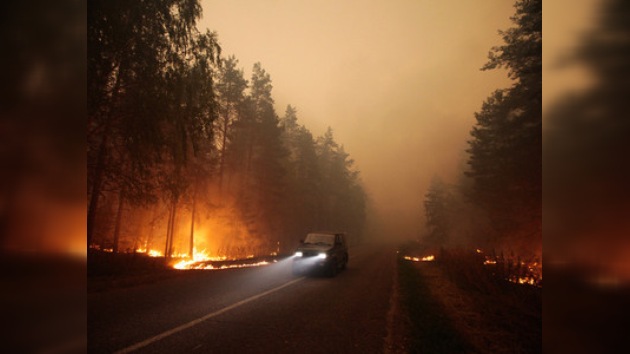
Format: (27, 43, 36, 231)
(88, 243, 400, 353)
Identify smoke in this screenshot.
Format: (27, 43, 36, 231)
(198, 0, 515, 244)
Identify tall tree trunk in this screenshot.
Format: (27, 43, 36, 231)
(244, 128, 254, 190)
(164, 201, 175, 257)
(146, 206, 157, 251)
(218, 104, 230, 202)
(87, 62, 124, 250)
(87, 127, 109, 249)
(165, 196, 179, 258)
(189, 194, 196, 259)
(169, 202, 178, 257)
(112, 188, 125, 253)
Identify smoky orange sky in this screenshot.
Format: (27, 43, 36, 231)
(198, 0, 516, 241)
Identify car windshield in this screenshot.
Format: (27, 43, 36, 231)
(303, 233, 335, 246)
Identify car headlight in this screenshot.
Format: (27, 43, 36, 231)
(317, 253, 327, 259)
(294, 251, 303, 257)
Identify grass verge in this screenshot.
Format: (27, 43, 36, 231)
(398, 258, 473, 353)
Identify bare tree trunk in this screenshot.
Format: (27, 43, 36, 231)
(169, 202, 178, 257)
(218, 104, 230, 202)
(87, 127, 109, 249)
(189, 195, 196, 259)
(112, 189, 125, 253)
(87, 62, 124, 250)
(164, 201, 175, 257)
(165, 196, 179, 258)
(146, 206, 157, 251)
(244, 129, 255, 192)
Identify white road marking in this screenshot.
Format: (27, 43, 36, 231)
(114, 277, 305, 353)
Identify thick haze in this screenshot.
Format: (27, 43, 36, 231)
(198, 0, 514, 241)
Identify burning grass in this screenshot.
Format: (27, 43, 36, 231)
(171, 255, 278, 270)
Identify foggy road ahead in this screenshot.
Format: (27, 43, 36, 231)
(88, 244, 400, 353)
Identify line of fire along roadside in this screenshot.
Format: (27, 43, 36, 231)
(401, 249, 542, 288)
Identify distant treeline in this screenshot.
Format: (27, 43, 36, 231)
(422, 0, 541, 256)
(88, 0, 366, 257)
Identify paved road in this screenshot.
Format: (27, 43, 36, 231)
(88, 243, 399, 353)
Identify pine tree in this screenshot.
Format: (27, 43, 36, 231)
(466, 0, 541, 245)
(215, 55, 248, 196)
(423, 177, 452, 247)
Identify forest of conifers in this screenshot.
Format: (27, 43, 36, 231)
(88, 0, 367, 258)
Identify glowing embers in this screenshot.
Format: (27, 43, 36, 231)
(403, 255, 435, 262)
(510, 275, 538, 286)
(478, 248, 542, 287)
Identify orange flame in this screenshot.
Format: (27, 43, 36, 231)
(478, 248, 542, 287)
(403, 255, 435, 262)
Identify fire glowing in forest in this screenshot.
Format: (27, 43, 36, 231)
(478, 248, 542, 287)
(511, 276, 537, 286)
(174, 248, 278, 270)
(133, 245, 276, 270)
(135, 248, 164, 257)
(134, 246, 277, 270)
(173, 260, 273, 270)
(403, 255, 435, 262)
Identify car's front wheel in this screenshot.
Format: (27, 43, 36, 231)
(326, 260, 338, 277)
(340, 254, 348, 270)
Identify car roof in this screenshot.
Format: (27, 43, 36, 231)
(308, 231, 346, 235)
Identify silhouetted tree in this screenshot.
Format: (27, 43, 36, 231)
(280, 105, 322, 243)
(423, 176, 452, 247)
(88, 0, 206, 249)
(88, 0, 220, 254)
(315, 128, 366, 239)
(160, 30, 220, 257)
(247, 63, 287, 240)
(215, 55, 248, 197)
(466, 0, 541, 247)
